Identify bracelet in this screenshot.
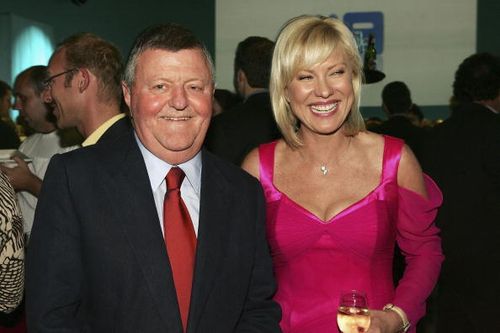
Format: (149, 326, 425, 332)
(383, 303, 411, 333)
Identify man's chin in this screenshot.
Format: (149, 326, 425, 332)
(56, 118, 67, 129)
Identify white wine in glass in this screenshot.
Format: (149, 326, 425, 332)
(337, 290, 371, 333)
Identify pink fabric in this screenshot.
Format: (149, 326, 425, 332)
(258, 136, 443, 333)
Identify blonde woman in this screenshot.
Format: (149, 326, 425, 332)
(243, 15, 443, 333)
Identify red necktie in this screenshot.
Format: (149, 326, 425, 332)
(163, 167, 197, 332)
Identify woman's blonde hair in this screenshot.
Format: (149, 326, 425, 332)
(270, 15, 365, 148)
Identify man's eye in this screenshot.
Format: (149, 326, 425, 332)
(190, 85, 203, 91)
(153, 84, 166, 90)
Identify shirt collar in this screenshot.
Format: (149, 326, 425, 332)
(483, 104, 499, 114)
(243, 89, 268, 102)
(82, 113, 126, 147)
(474, 101, 499, 114)
(134, 133, 202, 194)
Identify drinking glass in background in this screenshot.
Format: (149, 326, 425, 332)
(337, 290, 371, 333)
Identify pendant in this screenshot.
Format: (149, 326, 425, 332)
(320, 165, 328, 175)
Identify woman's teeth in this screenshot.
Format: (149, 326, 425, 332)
(311, 102, 338, 113)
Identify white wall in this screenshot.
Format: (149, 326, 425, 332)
(215, 0, 476, 107)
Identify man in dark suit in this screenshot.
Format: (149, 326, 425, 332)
(26, 23, 281, 332)
(205, 36, 280, 165)
(422, 53, 500, 332)
(371, 81, 425, 160)
(42, 32, 129, 146)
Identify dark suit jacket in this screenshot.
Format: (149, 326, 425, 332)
(205, 92, 280, 165)
(0, 119, 20, 149)
(370, 115, 426, 160)
(26, 125, 281, 332)
(421, 103, 500, 331)
(97, 115, 132, 144)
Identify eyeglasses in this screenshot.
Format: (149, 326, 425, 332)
(43, 68, 78, 88)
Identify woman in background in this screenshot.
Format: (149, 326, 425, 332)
(243, 15, 443, 333)
(0, 171, 24, 313)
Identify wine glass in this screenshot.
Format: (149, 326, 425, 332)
(337, 290, 371, 333)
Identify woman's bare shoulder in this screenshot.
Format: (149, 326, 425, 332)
(397, 144, 427, 198)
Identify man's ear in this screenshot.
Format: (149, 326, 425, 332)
(237, 69, 247, 86)
(382, 102, 389, 114)
(122, 81, 132, 114)
(78, 68, 90, 93)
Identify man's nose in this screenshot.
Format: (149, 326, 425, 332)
(42, 87, 52, 103)
(169, 86, 188, 110)
(13, 98, 22, 111)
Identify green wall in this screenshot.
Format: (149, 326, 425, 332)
(1, 0, 215, 63)
(364, 0, 499, 121)
(2, 0, 497, 121)
(477, 0, 500, 54)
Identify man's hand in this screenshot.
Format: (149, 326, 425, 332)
(0, 156, 42, 196)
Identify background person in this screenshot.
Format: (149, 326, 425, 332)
(42, 32, 130, 146)
(422, 52, 500, 332)
(0, 171, 24, 314)
(371, 81, 426, 160)
(205, 36, 280, 165)
(0, 66, 79, 240)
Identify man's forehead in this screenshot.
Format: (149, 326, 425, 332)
(137, 48, 213, 79)
(14, 74, 29, 89)
(48, 49, 67, 72)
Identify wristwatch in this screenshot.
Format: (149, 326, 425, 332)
(383, 303, 411, 333)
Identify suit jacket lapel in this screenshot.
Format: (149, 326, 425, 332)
(188, 151, 232, 332)
(103, 131, 182, 332)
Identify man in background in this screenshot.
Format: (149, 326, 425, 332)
(422, 52, 500, 332)
(0, 66, 79, 239)
(371, 80, 425, 160)
(205, 36, 280, 165)
(43, 32, 130, 145)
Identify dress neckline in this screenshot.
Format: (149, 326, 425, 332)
(268, 136, 389, 224)
(271, 173, 385, 224)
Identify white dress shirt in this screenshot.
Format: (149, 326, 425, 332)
(135, 135, 201, 237)
(18, 131, 79, 236)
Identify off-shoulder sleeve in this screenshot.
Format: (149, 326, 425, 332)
(393, 174, 444, 326)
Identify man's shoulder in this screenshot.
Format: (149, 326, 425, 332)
(212, 93, 273, 128)
(59, 126, 133, 164)
(202, 150, 259, 186)
(240, 92, 272, 112)
(443, 103, 500, 132)
(98, 115, 133, 144)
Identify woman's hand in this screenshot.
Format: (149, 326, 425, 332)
(365, 309, 403, 333)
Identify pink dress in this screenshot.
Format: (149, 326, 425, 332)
(258, 136, 443, 333)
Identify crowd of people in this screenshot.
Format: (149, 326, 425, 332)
(0, 13, 498, 333)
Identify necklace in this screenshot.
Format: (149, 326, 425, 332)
(297, 135, 352, 177)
